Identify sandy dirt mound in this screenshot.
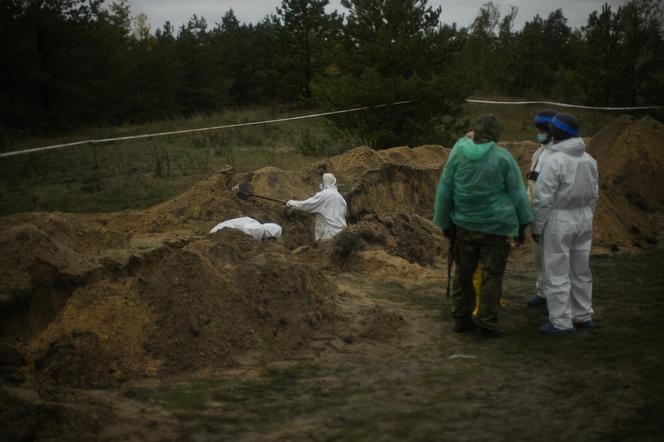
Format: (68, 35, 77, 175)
(588, 116, 664, 251)
(0, 215, 112, 341)
(0, 213, 129, 293)
(141, 166, 317, 248)
(589, 116, 664, 211)
(25, 229, 338, 387)
(141, 145, 449, 235)
(310, 145, 448, 220)
(139, 229, 337, 374)
(29, 279, 158, 388)
(330, 212, 446, 269)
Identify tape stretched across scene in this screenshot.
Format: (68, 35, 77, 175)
(2, 98, 662, 158)
(465, 99, 664, 111)
(0, 101, 415, 159)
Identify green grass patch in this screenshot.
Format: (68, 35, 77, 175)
(0, 107, 351, 215)
(0, 101, 629, 216)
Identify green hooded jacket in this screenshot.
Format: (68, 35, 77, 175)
(433, 136, 533, 237)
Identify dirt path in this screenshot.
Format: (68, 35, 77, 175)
(27, 246, 655, 442)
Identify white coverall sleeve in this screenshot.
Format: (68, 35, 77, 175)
(530, 146, 544, 172)
(532, 157, 561, 236)
(590, 159, 599, 211)
(287, 193, 326, 214)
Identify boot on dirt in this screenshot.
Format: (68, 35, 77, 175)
(453, 320, 477, 333)
(574, 319, 595, 330)
(527, 295, 546, 307)
(538, 323, 576, 336)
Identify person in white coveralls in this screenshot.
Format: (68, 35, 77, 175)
(286, 173, 347, 241)
(531, 112, 599, 336)
(526, 109, 558, 307)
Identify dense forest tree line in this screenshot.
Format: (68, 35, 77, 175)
(1, 0, 663, 146)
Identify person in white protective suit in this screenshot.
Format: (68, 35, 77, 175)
(209, 217, 282, 240)
(531, 112, 599, 336)
(526, 109, 558, 307)
(286, 173, 347, 241)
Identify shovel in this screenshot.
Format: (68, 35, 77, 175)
(232, 182, 287, 204)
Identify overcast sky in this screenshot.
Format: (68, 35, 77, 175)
(129, 0, 628, 32)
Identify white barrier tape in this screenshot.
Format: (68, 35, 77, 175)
(2, 97, 661, 158)
(466, 98, 664, 111)
(0, 100, 415, 159)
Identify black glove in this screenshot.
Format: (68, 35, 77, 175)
(531, 233, 541, 244)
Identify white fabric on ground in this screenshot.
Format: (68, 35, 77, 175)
(209, 217, 282, 240)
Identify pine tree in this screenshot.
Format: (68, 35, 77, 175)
(313, 0, 468, 147)
(276, 0, 341, 100)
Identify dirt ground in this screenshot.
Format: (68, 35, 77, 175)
(1, 116, 664, 441)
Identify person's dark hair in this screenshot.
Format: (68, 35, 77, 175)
(472, 114, 503, 143)
(549, 112, 580, 141)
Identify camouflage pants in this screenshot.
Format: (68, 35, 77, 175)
(451, 228, 511, 331)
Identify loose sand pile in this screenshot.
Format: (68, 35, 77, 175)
(27, 229, 338, 388)
(0, 116, 662, 388)
(588, 115, 664, 251)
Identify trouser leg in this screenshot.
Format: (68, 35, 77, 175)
(451, 238, 480, 322)
(474, 242, 511, 331)
(535, 241, 545, 297)
(472, 266, 482, 317)
(542, 226, 574, 330)
(570, 224, 593, 323)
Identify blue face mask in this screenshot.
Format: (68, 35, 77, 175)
(537, 133, 549, 144)
(319, 183, 324, 192)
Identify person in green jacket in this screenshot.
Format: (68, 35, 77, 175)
(434, 114, 533, 337)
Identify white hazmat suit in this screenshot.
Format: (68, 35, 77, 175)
(209, 217, 282, 240)
(286, 173, 347, 241)
(527, 141, 554, 203)
(532, 137, 599, 330)
(528, 141, 554, 301)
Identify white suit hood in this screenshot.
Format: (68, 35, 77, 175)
(550, 137, 586, 157)
(322, 173, 337, 189)
(261, 223, 283, 239)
